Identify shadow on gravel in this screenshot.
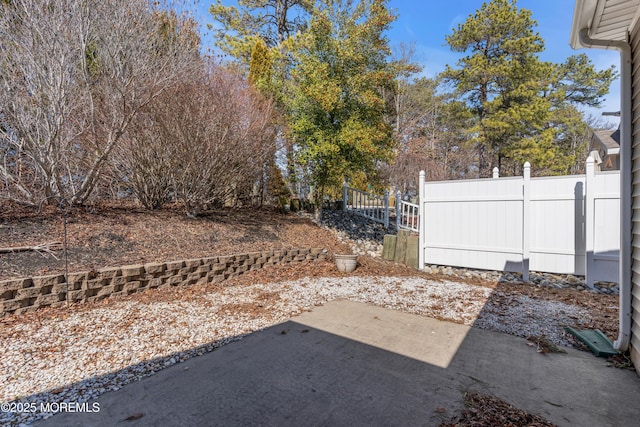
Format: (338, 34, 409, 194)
(12, 300, 640, 427)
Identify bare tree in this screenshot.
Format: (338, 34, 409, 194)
(0, 0, 199, 206)
(113, 63, 276, 216)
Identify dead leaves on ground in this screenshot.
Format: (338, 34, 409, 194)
(526, 335, 567, 355)
(439, 392, 557, 427)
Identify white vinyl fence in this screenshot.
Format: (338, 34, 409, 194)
(396, 193, 419, 232)
(418, 157, 620, 286)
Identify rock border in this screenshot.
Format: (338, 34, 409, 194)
(0, 248, 328, 316)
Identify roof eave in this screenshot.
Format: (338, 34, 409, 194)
(570, 0, 599, 49)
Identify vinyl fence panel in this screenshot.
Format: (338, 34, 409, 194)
(421, 175, 525, 273)
(586, 167, 620, 285)
(529, 175, 585, 275)
(418, 157, 620, 286)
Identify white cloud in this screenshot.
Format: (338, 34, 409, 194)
(413, 45, 463, 78)
(448, 14, 466, 32)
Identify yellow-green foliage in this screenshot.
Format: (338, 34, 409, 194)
(289, 0, 396, 200)
(248, 38, 273, 93)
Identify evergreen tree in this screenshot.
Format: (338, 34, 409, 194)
(289, 0, 396, 205)
(442, 0, 615, 176)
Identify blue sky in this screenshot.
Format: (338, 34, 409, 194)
(195, 0, 621, 123)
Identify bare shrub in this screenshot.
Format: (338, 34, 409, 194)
(114, 63, 276, 216)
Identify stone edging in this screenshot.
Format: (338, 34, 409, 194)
(0, 248, 328, 316)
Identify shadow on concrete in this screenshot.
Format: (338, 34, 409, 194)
(32, 300, 640, 427)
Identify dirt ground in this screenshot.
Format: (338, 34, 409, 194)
(0, 201, 353, 280)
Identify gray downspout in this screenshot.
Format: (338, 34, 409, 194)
(578, 28, 632, 351)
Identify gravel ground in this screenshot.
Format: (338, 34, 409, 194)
(1, 274, 598, 426)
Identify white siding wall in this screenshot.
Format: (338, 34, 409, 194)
(629, 18, 640, 372)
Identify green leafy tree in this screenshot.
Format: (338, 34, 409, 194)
(442, 0, 615, 176)
(289, 0, 396, 206)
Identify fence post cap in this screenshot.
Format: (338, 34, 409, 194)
(419, 170, 425, 177)
(523, 161, 531, 168)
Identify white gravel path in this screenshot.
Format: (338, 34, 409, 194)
(0, 275, 592, 426)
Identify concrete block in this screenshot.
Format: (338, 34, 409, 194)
(165, 260, 185, 270)
(97, 285, 116, 297)
(112, 276, 129, 286)
(35, 293, 64, 306)
(148, 278, 163, 289)
(179, 267, 197, 276)
(187, 272, 204, 282)
(84, 279, 108, 290)
(1, 299, 23, 312)
(120, 265, 144, 277)
(218, 255, 235, 264)
(196, 265, 212, 274)
(0, 278, 31, 292)
(144, 262, 166, 275)
(184, 258, 203, 268)
(51, 283, 69, 294)
(0, 288, 17, 301)
(67, 290, 84, 302)
(66, 272, 86, 288)
(209, 274, 226, 283)
(32, 274, 65, 287)
(167, 276, 184, 286)
(16, 287, 42, 299)
(211, 264, 226, 274)
(98, 267, 122, 279)
(382, 235, 397, 261)
(124, 282, 141, 293)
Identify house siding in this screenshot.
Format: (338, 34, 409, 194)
(630, 19, 640, 370)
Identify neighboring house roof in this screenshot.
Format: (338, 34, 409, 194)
(571, 0, 640, 48)
(592, 128, 620, 154)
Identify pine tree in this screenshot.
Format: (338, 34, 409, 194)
(442, 0, 615, 176)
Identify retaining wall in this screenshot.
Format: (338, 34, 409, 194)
(0, 248, 328, 316)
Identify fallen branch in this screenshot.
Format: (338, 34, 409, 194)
(0, 241, 63, 259)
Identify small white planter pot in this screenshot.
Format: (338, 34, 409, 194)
(334, 254, 358, 273)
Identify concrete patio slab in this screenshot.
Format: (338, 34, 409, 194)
(35, 300, 640, 427)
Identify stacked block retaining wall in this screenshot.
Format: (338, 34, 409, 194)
(0, 248, 327, 316)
